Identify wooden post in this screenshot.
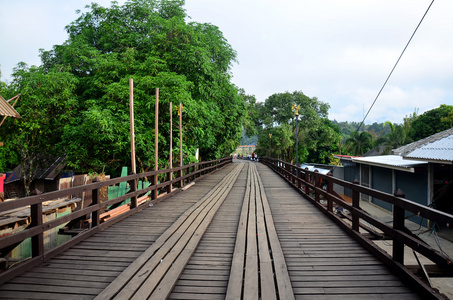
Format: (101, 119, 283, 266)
(30, 189, 43, 257)
(327, 172, 334, 212)
(30, 203, 43, 257)
(129, 176, 137, 209)
(304, 167, 310, 195)
(314, 170, 320, 202)
(129, 78, 136, 174)
(393, 188, 406, 264)
(167, 102, 173, 194)
(153, 88, 159, 200)
(296, 166, 301, 190)
(352, 179, 360, 232)
(129, 79, 137, 208)
(179, 103, 183, 187)
(91, 180, 100, 228)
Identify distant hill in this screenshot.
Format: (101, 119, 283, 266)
(331, 120, 391, 139)
(241, 131, 258, 145)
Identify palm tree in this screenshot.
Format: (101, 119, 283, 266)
(344, 131, 373, 156)
(381, 121, 408, 154)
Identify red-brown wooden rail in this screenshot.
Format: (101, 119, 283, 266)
(0, 157, 232, 284)
(261, 157, 453, 300)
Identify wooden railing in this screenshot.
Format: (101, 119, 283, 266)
(0, 157, 232, 284)
(261, 157, 453, 300)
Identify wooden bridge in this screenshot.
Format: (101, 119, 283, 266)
(1, 158, 452, 299)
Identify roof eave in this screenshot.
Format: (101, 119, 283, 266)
(351, 158, 415, 173)
(403, 157, 453, 165)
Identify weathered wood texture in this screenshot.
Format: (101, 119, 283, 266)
(94, 164, 243, 299)
(169, 162, 248, 300)
(257, 162, 423, 300)
(226, 162, 294, 300)
(0, 162, 426, 299)
(0, 164, 240, 300)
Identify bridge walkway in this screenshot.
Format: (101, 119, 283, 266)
(0, 161, 422, 299)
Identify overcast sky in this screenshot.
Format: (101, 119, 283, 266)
(1, 0, 452, 124)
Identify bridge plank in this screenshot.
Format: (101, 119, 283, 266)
(170, 163, 247, 299)
(0, 282, 102, 295)
(0, 291, 94, 300)
(224, 164, 249, 300)
(146, 165, 244, 300)
(255, 165, 295, 300)
(257, 162, 423, 300)
(0, 162, 429, 299)
(10, 276, 107, 288)
(226, 163, 294, 300)
(243, 167, 259, 300)
(93, 164, 243, 300)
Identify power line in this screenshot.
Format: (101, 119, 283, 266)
(356, 0, 435, 132)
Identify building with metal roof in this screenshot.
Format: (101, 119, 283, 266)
(351, 155, 427, 173)
(394, 128, 453, 164)
(333, 128, 453, 224)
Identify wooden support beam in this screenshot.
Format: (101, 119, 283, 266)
(179, 103, 183, 188)
(30, 202, 43, 258)
(167, 102, 173, 194)
(393, 189, 406, 264)
(352, 179, 360, 232)
(153, 88, 159, 200)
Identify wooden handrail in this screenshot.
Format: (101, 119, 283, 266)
(262, 157, 453, 298)
(261, 157, 453, 299)
(0, 157, 232, 283)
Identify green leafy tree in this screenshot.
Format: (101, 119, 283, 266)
(344, 131, 373, 156)
(0, 64, 78, 194)
(441, 109, 453, 128)
(306, 119, 341, 164)
(254, 91, 339, 163)
(240, 89, 259, 138)
(379, 121, 408, 154)
(257, 124, 294, 160)
(408, 104, 453, 141)
(35, 0, 244, 174)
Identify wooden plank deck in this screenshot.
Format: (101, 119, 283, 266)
(0, 161, 423, 299)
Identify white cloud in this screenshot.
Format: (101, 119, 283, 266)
(1, 0, 452, 124)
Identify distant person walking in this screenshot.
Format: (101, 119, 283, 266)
(251, 152, 255, 161)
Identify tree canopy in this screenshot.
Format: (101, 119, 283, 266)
(0, 0, 245, 183)
(251, 91, 340, 164)
(408, 104, 453, 141)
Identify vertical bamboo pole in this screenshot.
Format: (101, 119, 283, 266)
(129, 78, 136, 174)
(179, 103, 183, 187)
(167, 102, 173, 193)
(153, 88, 159, 199)
(129, 78, 137, 208)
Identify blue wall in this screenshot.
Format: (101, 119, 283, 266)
(396, 168, 428, 227)
(372, 166, 393, 212)
(343, 162, 359, 198)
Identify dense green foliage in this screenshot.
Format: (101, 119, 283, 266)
(1, 0, 452, 189)
(408, 104, 453, 141)
(1, 65, 79, 194)
(0, 0, 245, 186)
(335, 105, 453, 157)
(251, 91, 340, 164)
(332, 120, 391, 141)
(344, 131, 373, 156)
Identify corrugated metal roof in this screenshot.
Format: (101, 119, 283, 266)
(351, 155, 427, 173)
(0, 94, 21, 118)
(394, 128, 453, 158)
(404, 134, 453, 163)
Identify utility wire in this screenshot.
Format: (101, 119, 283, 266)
(356, 0, 435, 132)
